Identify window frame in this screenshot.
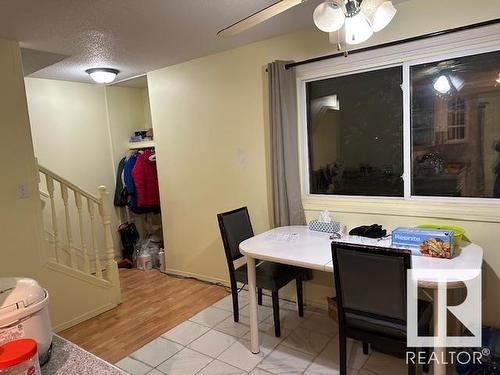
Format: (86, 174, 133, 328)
(305, 62, 405, 198)
(296, 23, 500, 222)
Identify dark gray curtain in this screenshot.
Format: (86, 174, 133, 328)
(268, 60, 306, 227)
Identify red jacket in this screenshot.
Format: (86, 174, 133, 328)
(131, 150, 160, 207)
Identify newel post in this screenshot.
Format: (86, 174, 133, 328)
(98, 185, 122, 304)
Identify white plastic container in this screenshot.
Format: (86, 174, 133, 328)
(137, 254, 152, 270)
(158, 249, 165, 272)
(0, 278, 52, 364)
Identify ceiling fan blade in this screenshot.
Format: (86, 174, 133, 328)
(217, 0, 306, 38)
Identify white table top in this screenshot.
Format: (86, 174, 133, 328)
(239, 226, 483, 284)
(240, 226, 334, 271)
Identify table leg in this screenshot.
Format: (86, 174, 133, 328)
(247, 256, 260, 354)
(433, 287, 446, 375)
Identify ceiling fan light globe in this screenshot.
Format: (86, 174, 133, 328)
(372, 1, 397, 32)
(313, 2, 345, 32)
(345, 12, 373, 45)
(433, 75, 452, 94)
(450, 75, 464, 92)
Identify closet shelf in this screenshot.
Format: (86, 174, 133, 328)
(128, 140, 155, 150)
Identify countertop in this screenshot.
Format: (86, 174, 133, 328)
(41, 335, 126, 375)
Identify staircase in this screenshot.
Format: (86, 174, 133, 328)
(38, 164, 121, 324)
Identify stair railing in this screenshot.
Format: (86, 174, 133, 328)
(38, 165, 121, 302)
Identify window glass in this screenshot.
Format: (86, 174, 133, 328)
(411, 50, 500, 198)
(306, 67, 403, 196)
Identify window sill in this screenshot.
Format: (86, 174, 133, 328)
(302, 195, 500, 223)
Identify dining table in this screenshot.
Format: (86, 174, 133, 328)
(239, 225, 483, 375)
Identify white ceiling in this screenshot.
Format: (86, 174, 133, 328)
(0, 0, 330, 84)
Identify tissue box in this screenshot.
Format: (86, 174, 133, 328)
(309, 220, 340, 234)
(391, 227, 454, 258)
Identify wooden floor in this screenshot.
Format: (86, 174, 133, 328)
(60, 269, 228, 364)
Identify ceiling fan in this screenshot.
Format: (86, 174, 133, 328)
(217, 0, 397, 47)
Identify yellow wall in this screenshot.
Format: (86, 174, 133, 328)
(148, 28, 332, 283)
(0, 39, 44, 277)
(106, 85, 152, 168)
(0, 39, 122, 332)
(147, 0, 500, 328)
(142, 88, 153, 130)
(26, 79, 116, 194)
(25, 78, 120, 255)
(25, 79, 150, 196)
(25, 79, 153, 251)
(105, 85, 154, 233)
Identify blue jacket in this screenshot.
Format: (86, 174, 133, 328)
(123, 154, 138, 210)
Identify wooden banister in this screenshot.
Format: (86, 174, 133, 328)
(45, 174, 59, 263)
(98, 186, 122, 303)
(74, 191, 90, 273)
(88, 199, 103, 279)
(38, 165, 100, 204)
(38, 164, 119, 301)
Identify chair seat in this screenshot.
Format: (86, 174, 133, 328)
(234, 261, 304, 291)
(345, 299, 432, 339)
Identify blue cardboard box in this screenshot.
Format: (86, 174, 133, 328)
(391, 227, 454, 258)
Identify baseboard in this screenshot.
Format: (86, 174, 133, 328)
(52, 302, 117, 332)
(164, 267, 230, 287)
(164, 268, 329, 311)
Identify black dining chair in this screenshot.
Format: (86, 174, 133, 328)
(217, 207, 306, 337)
(331, 242, 431, 375)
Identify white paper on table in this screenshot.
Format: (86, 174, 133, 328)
(266, 232, 301, 242)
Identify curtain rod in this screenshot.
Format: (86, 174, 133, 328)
(284, 18, 500, 70)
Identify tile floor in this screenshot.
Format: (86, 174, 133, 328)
(115, 290, 429, 375)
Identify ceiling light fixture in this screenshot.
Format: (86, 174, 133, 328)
(313, 2, 345, 32)
(433, 75, 452, 94)
(365, 0, 397, 32)
(344, 1, 373, 45)
(85, 68, 119, 84)
(313, 0, 397, 47)
(433, 73, 464, 94)
(450, 75, 464, 92)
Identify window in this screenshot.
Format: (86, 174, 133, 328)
(306, 66, 403, 197)
(411, 50, 500, 198)
(447, 97, 466, 141)
(301, 42, 500, 200)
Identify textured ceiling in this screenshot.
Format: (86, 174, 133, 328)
(0, 0, 329, 84)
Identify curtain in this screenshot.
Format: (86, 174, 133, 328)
(268, 60, 306, 227)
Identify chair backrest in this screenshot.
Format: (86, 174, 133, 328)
(217, 207, 254, 262)
(331, 242, 411, 323)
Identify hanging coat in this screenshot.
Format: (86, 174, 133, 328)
(113, 157, 127, 207)
(131, 149, 161, 208)
(123, 153, 139, 211)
